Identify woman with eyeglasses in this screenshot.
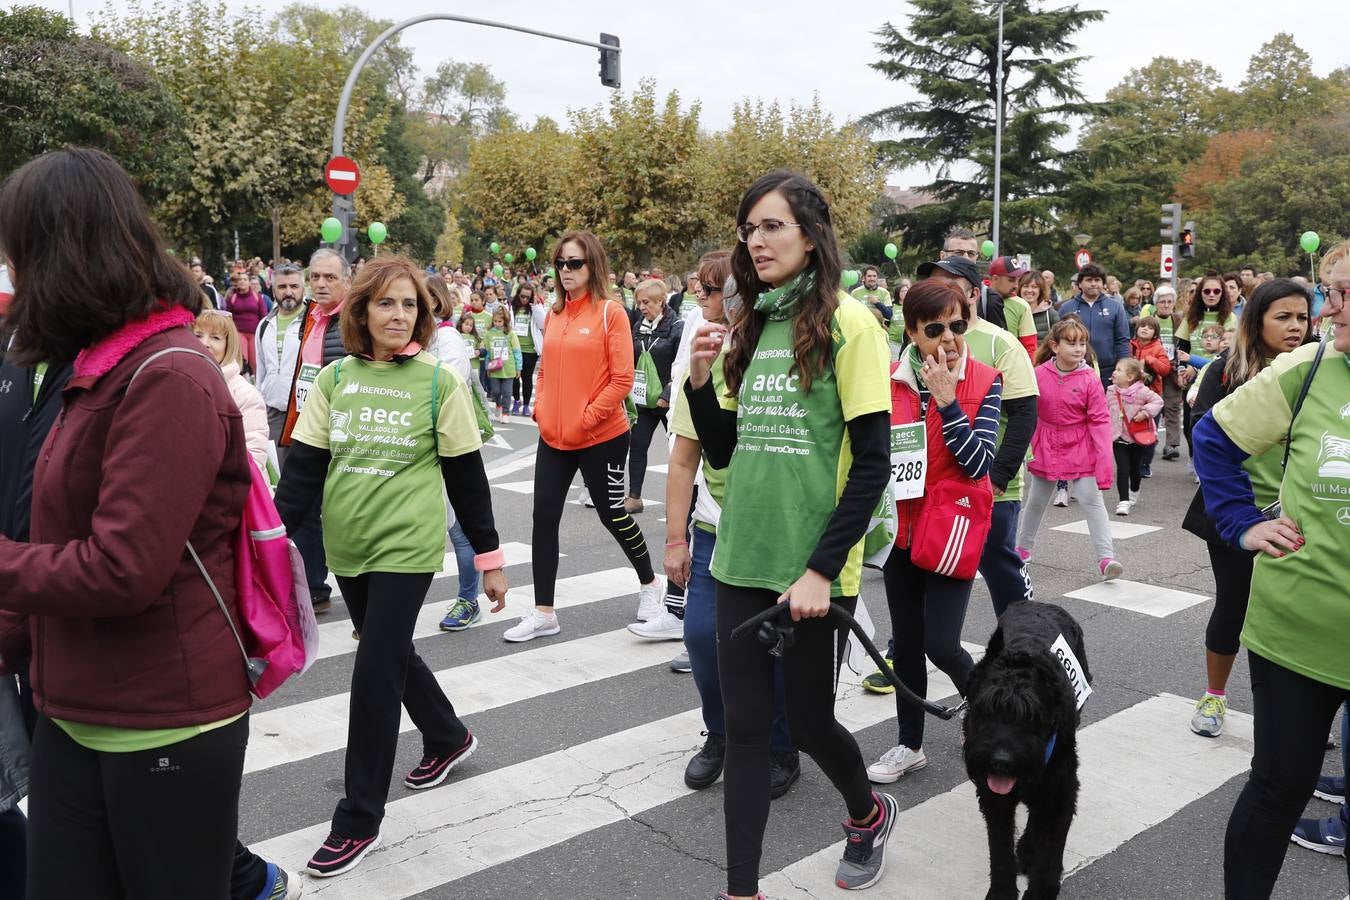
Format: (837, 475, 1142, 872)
(684, 170, 896, 897)
(1177, 272, 1237, 461)
(505, 231, 665, 642)
(867, 281, 1003, 785)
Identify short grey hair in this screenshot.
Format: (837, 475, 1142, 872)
(944, 227, 977, 245)
(309, 248, 351, 278)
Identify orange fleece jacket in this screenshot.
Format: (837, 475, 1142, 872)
(534, 295, 634, 450)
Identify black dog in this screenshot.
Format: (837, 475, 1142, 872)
(962, 601, 1091, 900)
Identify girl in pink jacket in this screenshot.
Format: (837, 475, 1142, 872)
(1016, 317, 1123, 581)
(1106, 357, 1163, 517)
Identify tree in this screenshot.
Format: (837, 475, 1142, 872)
(865, 0, 1107, 261)
(568, 81, 704, 269)
(1230, 33, 1328, 129)
(408, 60, 510, 185)
(461, 118, 575, 253)
(698, 98, 884, 250)
(0, 6, 186, 204)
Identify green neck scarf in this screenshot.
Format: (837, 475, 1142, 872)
(753, 270, 816, 321)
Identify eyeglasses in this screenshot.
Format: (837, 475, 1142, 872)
(943, 248, 980, 259)
(1201, 288, 1223, 296)
(736, 219, 802, 243)
(554, 258, 586, 271)
(922, 318, 969, 339)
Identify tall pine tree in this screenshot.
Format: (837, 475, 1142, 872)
(865, 0, 1105, 264)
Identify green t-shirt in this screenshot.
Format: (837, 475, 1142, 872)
(32, 361, 47, 403)
(851, 286, 894, 334)
(513, 310, 535, 353)
(53, 711, 245, 752)
(622, 288, 635, 309)
(274, 308, 302, 359)
(471, 310, 493, 336)
(484, 328, 521, 379)
(671, 354, 728, 531)
(679, 292, 701, 317)
(712, 294, 890, 597)
(461, 332, 482, 370)
(291, 351, 483, 577)
(1003, 296, 1038, 346)
(1176, 310, 1238, 342)
(964, 317, 1039, 502)
(1212, 343, 1350, 690)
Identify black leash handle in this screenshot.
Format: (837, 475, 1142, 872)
(730, 602, 958, 721)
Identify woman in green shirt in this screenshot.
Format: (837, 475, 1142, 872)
(275, 255, 508, 878)
(684, 170, 896, 898)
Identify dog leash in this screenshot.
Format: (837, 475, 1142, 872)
(730, 602, 960, 721)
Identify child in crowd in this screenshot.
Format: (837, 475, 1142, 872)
(458, 312, 483, 375)
(1018, 318, 1122, 581)
(1107, 358, 1162, 516)
(192, 309, 271, 475)
(469, 291, 492, 335)
(483, 306, 522, 422)
(1186, 322, 1226, 368)
(1131, 316, 1172, 388)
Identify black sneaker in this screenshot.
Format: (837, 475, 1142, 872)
(405, 733, 478, 790)
(684, 732, 726, 790)
(769, 750, 801, 799)
(306, 830, 380, 878)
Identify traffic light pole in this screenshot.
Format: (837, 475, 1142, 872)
(327, 14, 621, 261)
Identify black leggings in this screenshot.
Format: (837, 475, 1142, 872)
(531, 433, 655, 606)
(716, 582, 874, 896)
(27, 712, 248, 899)
(627, 406, 667, 497)
(333, 571, 468, 838)
(1224, 651, 1350, 898)
(1113, 440, 1147, 500)
(884, 547, 976, 749)
(512, 352, 538, 406)
(1204, 540, 1255, 656)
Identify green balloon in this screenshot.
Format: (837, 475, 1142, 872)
(525, 247, 537, 261)
(1300, 231, 1321, 253)
(320, 216, 342, 243)
(489, 242, 501, 255)
(546, 267, 555, 278)
(493, 263, 504, 277)
(842, 269, 860, 288)
(503, 253, 514, 264)
(368, 221, 387, 245)
(884, 242, 898, 260)
(980, 240, 996, 259)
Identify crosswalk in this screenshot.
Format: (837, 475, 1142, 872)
(230, 447, 1346, 899)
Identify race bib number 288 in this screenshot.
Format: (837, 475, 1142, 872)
(890, 423, 927, 500)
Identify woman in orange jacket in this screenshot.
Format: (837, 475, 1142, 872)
(504, 230, 664, 642)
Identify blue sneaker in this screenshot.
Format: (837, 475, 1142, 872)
(1291, 812, 1347, 856)
(439, 597, 481, 631)
(254, 861, 302, 900)
(1140, 462, 1153, 478)
(1315, 774, 1346, 802)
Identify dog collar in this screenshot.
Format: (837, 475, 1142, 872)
(1044, 731, 1057, 765)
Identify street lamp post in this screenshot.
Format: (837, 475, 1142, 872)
(991, 1, 1006, 258)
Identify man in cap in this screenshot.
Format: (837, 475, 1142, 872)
(987, 256, 1039, 356)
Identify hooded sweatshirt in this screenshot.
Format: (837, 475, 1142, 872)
(1027, 359, 1114, 488)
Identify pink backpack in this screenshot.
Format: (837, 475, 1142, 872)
(129, 347, 319, 698)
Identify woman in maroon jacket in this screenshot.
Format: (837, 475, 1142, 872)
(0, 148, 256, 899)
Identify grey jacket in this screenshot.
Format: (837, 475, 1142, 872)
(0, 674, 29, 812)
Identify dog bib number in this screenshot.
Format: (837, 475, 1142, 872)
(890, 423, 927, 501)
(1050, 634, 1092, 710)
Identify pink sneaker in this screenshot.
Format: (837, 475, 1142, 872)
(1099, 558, 1124, 581)
(1016, 546, 1032, 563)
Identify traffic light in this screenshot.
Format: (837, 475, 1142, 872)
(331, 197, 360, 265)
(599, 33, 621, 89)
(1180, 221, 1196, 258)
(1160, 203, 1182, 245)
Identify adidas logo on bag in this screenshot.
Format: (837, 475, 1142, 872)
(956, 495, 972, 509)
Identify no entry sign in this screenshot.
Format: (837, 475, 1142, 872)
(1074, 248, 1092, 270)
(1160, 243, 1175, 279)
(324, 156, 361, 195)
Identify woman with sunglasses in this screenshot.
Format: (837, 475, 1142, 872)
(684, 171, 895, 897)
(866, 281, 1003, 785)
(505, 232, 664, 642)
(1177, 272, 1237, 460)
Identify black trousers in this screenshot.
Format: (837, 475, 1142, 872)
(332, 572, 468, 838)
(1225, 651, 1350, 898)
(716, 582, 874, 896)
(1113, 440, 1147, 500)
(884, 547, 976, 750)
(512, 352, 538, 406)
(627, 406, 667, 497)
(1204, 540, 1255, 657)
(531, 433, 655, 607)
(27, 713, 248, 900)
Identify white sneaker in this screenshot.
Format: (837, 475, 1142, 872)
(1052, 487, 1069, 508)
(503, 609, 560, 643)
(867, 745, 927, 783)
(636, 577, 665, 622)
(628, 609, 684, 641)
(1115, 500, 1132, 516)
(1128, 488, 1140, 504)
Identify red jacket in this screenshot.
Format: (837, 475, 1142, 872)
(1131, 337, 1172, 382)
(0, 307, 253, 727)
(889, 353, 999, 549)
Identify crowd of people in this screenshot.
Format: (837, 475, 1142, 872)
(0, 145, 1345, 900)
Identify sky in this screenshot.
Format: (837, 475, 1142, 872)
(50, 0, 1350, 186)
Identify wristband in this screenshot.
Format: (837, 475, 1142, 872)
(473, 547, 506, 572)
(664, 540, 688, 548)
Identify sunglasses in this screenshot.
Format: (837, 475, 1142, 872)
(554, 258, 587, 271)
(922, 318, 969, 339)
(1201, 288, 1223, 296)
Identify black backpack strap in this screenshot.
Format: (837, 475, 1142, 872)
(1281, 340, 1326, 471)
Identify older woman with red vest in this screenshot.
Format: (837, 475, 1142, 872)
(867, 280, 1003, 785)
